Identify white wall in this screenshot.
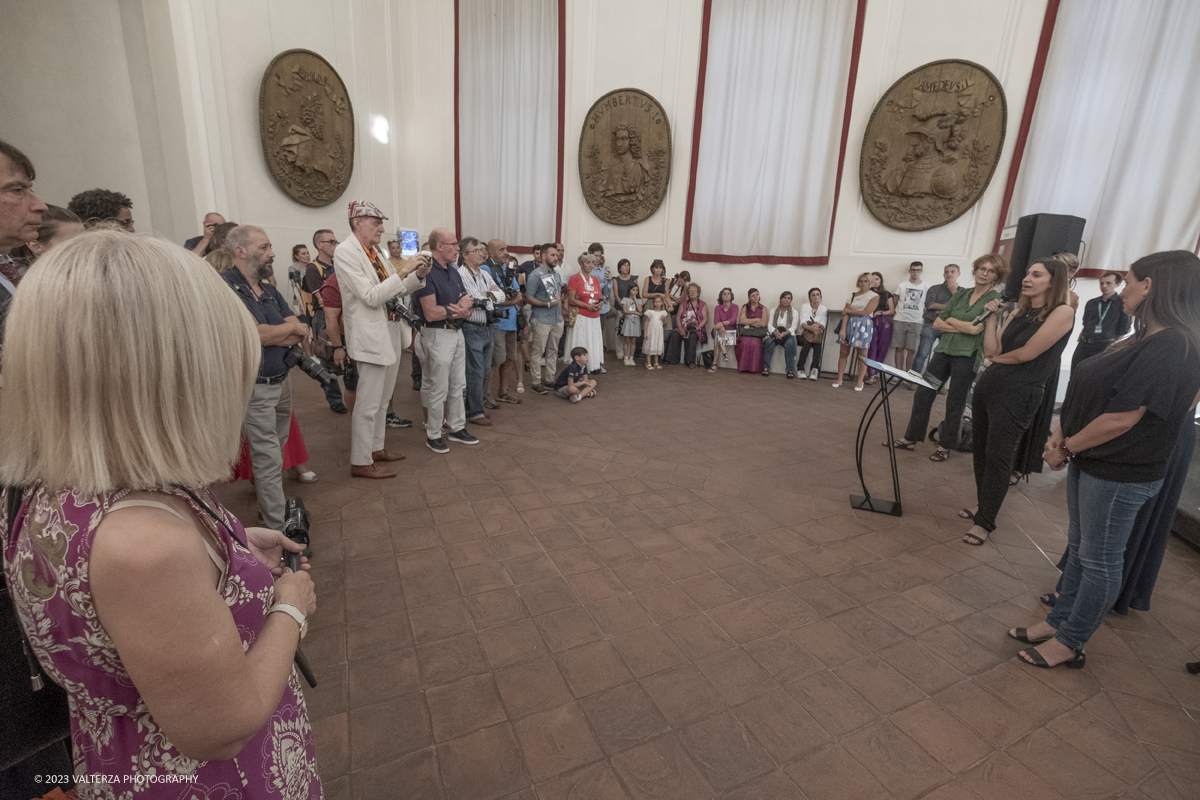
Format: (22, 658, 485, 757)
(1, 0, 1052, 304)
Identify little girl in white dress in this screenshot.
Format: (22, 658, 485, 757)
(643, 295, 668, 370)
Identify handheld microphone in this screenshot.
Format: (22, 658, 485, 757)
(285, 549, 318, 689)
(972, 291, 1015, 325)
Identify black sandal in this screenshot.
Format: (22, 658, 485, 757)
(930, 449, 950, 462)
(786, 371, 796, 379)
(962, 530, 989, 546)
(1018, 647, 1085, 670)
(883, 439, 916, 450)
(1039, 592, 1058, 608)
(1007, 627, 1052, 645)
(957, 508, 975, 520)
(762, 370, 770, 377)
(1009, 472, 1025, 486)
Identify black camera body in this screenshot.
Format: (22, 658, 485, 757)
(282, 496, 311, 559)
(283, 345, 338, 387)
(471, 296, 500, 325)
(385, 295, 420, 327)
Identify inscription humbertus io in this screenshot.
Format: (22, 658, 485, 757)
(259, 49, 355, 207)
(579, 89, 672, 226)
(860, 60, 1007, 232)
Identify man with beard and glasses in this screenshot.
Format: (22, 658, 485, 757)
(224, 224, 308, 528)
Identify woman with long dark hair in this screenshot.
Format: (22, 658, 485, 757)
(864, 271, 895, 384)
(959, 257, 1075, 545)
(1009, 251, 1200, 669)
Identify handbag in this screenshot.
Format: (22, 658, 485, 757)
(1, 486, 72, 772)
(739, 325, 768, 339)
(802, 324, 823, 344)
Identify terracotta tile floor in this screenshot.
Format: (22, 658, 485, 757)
(212, 362, 1200, 800)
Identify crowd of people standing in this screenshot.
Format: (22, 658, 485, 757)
(2, 131, 1200, 800)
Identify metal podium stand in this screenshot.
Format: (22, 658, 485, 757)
(850, 359, 934, 517)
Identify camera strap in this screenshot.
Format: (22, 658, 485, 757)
(176, 486, 247, 551)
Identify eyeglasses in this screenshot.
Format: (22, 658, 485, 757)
(320, 239, 338, 245)
(117, 218, 135, 230)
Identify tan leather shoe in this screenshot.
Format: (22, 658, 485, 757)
(351, 463, 397, 479)
(469, 416, 493, 426)
(371, 449, 406, 462)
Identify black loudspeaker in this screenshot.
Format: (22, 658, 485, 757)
(1005, 213, 1085, 297)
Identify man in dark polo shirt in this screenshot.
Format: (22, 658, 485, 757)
(412, 227, 478, 453)
(224, 225, 308, 528)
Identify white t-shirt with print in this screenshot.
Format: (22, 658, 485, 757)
(894, 281, 928, 324)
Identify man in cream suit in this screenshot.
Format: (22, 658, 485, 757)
(335, 200, 430, 478)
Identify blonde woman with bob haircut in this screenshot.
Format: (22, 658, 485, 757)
(0, 232, 322, 795)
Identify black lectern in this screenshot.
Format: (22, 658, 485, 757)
(850, 359, 933, 516)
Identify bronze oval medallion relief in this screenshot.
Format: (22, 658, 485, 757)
(259, 49, 355, 207)
(579, 89, 672, 225)
(861, 60, 1006, 231)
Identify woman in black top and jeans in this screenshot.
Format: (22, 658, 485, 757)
(1008, 250, 1200, 669)
(960, 257, 1075, 546)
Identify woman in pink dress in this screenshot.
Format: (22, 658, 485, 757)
(0, 233, 321, 799)
(735, 288, 768, 372)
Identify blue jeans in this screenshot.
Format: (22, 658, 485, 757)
(1046, 463, 1163, 651)
(761, 334, 796, 373)
(913, 323, 940, 374)
(462, 322, 494, 421)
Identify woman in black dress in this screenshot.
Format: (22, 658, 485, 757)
(959, 257, 1075, 546)
(1009, 250, 1200, 669)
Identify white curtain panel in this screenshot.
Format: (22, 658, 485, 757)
(687, 0, 857, 260)
(459, 0, 558, 246)
(1007, 0, 1200, 269)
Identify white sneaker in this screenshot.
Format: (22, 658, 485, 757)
(517, 381, 524, 393)
(809, 369, 818, 380)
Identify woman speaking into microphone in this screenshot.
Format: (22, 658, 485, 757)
(959, 256, 1075, 546)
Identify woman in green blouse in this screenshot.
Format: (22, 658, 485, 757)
(891, 253, 1007, 461)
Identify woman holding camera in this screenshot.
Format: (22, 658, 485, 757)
(672, 283, 710, 369)
(1010, 250, 1200, 669)
(0, 233, 320, 796)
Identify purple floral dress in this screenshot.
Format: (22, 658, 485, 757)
(0, 485, 322, 799)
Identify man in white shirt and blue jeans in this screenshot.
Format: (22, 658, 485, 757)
(892, 261, 928, 379)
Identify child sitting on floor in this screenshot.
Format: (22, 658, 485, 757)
(553, 346, 598, 402)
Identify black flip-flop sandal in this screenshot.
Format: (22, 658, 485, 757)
(1007, 627, 1052, 644)
(962, 530, 989, 546)
(1039, 593, 1058, 608)
(1018, 647, 1085, 670)
(883, 440, 916, 450)
(930, 449, 950, 462)
(958, 508, 975, 519)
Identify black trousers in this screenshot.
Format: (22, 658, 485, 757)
(971, 380, 1045, 532)
(1071, 339, 1113, 372)
(904, 352, 976, 449)
(684, 332, 713, 368)
(797, 338, 823, 373)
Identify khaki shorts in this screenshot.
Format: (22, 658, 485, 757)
(893, 320, 922, 351)
(492, 328, 518, 367)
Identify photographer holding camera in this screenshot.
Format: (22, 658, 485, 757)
(223, 225, 307, 529)
(458, 237, 506, 426)
(484, 238, 524, 407)
(335, 201, 429, 478)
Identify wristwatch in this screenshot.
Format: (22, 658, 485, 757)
(269, 603, 308, 639)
